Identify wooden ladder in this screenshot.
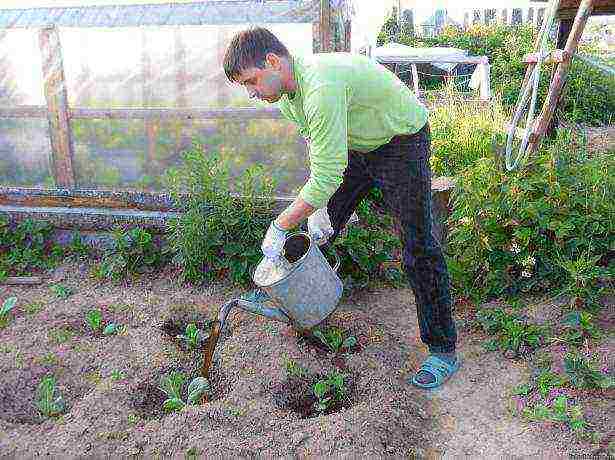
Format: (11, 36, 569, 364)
(521, 0, 595, 154)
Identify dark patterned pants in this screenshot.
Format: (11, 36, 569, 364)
(325, 123, 457, 353)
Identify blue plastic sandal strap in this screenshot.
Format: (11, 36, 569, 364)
(418, 355, 457, 383)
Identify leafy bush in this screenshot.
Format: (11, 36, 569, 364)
(0, 217, 63, 277)
(331, 189, 404, 289)
(166, 143, 277, 285)
(564, 352, 614, 390)
(560, 311, 601, 346)
(476, 307, 545, 356)
(97, 227, 165, 281)
(446, 131, 614, 301)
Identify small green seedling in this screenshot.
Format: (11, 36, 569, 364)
(0, 297, 17, 328)
(282, 355, 308, 378)
(159, 372, 211, 413)
(160, 371, 186, 413)
(85, 309, 103, 332)
(176, 323, 208, 350)
(103, 323, 119, 335)
(50, 284, 72, 299)
(312, 326, 357, 353)
(313, 370, 347, 413)
(186, 377, 211, 404)
(85, 309, 120, 335)
(110, 370, 125, 381)
(36, 375, 66, 417)
(561, 311, 601, 345)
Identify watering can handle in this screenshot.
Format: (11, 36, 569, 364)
(329, 249, 341, 273)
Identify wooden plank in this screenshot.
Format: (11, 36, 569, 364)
(2, 276, 43, 286)
(0, 2, 318, 29)
(69, 107, 284, 120)
(411, 64, 420, 97)
(39, 25, 76, 188)
(529, 0, 595, 154)
(319, 0, 332, 53)
(523, 49, 571, 64)
(0, 106, 284, 120)
(0, 106, 47, 118)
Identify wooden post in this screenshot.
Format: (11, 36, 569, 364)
(39, 25, 76, 188)
(529, 0, 595, 154)
(545, 18, 575, 137)
(411, 64, 420, 98)
(319, 0, 332, 53)
(141, 29, 158, 175)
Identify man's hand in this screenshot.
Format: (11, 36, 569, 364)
(307, 207, 334, 245)
(261, 220, 287, 260)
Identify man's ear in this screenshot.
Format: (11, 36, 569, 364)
(264, 52, 281, 70)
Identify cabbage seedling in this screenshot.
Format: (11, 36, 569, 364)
(36, 375, 66, 417)
(187, 377, 211, 404)
(0, 297, 17, 328)
(159, 372, 211, 412)
(176, 323, 207, 350)
(313, 327, 357, 353)
(160, 371, 186, 413)
(313, 370, 347, 413)
(103, 323, 119, 335)
(85, 309, 103, 332)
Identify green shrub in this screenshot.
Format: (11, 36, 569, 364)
(446, 131, 614, 301)
(166, 143, 277, 285)
(0, 217, 63, 277)
(476, 307, 545, 355)
(331, 189, 404, 290)
(564, 352, 614, 390)
(97, 227, 164, 280)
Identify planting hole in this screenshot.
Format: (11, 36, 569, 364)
(271, 372, 355, 419)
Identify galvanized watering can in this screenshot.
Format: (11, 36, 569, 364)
(218, 232, 343, 332)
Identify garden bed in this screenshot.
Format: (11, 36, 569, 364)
(0, 262, 613, 457)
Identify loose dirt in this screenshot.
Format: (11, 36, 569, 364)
(0, 262, 612, 457)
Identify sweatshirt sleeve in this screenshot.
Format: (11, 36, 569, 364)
(298, 84, 348, 208)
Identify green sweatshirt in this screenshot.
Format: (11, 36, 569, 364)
(277, 53, 428, 209)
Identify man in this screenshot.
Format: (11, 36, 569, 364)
(223, 27, 458, 389)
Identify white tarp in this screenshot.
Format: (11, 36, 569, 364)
(373, 42, 470, 72)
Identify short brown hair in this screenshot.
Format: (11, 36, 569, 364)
(223, 27, 290, 83)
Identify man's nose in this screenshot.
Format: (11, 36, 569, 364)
(247, 87, 258, 99)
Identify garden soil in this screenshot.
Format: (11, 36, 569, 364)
(1, 262, 613, 457)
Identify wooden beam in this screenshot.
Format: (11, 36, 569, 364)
(529, 0, 595, 153)
(523, 49, 571, 64)
(0, 107, 284, 120)
(319, 0, 332, 53)
(39, 25, 76, 189)
(1, 277, 43, 286)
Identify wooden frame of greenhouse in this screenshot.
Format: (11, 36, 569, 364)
(0, 0, 453, 242)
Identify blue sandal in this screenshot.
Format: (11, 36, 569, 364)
(410, 355, 460, 389)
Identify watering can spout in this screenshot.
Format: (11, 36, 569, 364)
(218, 290, 291, 327)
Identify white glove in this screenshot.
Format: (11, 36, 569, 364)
(307, 208, 334, 245)
(261, 220, 287, 260)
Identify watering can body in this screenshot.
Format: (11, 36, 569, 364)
(233, 232, 343, 331)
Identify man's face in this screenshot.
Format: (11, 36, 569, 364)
(235, 63, 284, 104)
